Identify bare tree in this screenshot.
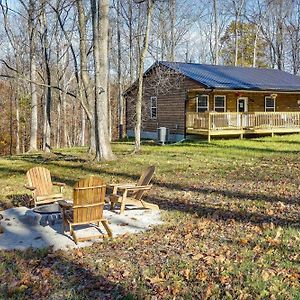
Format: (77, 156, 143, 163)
(25, 0, 39, 151)
(213, 0, 219, 64)
(116, 0, 124, 139)
(39, 0, 52, 152)
(134, 0, 155, 153)
(0, 0, 22, 153)
(285, 0, 300, 74)
(91, 0, 115, 160)
(230, 0, 245, 66)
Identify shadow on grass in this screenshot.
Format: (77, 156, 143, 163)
(1, 157, 299, 207)
(145, 193, 299, 228)
(210, 142, 300, 154)
(0, 249, 130, 299)
(155, 181, 300, 206)
(252, 139, 300, 146)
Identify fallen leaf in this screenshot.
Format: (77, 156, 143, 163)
(196, 271, 208, 282)
(192, 253, 203, 260)
(240, 238, 249, 245)
(75, 249, 84, 258)
(122, 270, 130, 277)
(261, 270, 270, 281)
(146, 275, 165, 284)
(41, 268, 51, 278)
(183, 268, 190, 280)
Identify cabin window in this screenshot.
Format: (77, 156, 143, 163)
(197, 95, 209, 112)
(265, 96, 275, 112)
(150, 96, 157, 119)
(214, 95, 226, 112)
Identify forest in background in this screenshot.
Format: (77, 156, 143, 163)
(0, 0, 299, 158)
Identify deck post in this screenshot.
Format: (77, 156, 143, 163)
(208, 112, 211, 143)
(271, 132, 274, 137)
(240, 133, 243, 139)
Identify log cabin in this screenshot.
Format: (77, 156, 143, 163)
(124, 61, 300, 142)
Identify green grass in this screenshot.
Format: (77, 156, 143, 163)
(0, 134, 300, 299)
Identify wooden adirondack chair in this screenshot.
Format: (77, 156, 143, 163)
(109, 166, 159, 214)
(25, 167, 65, 207)
(59, 176, 112, 244)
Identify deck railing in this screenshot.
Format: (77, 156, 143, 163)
(186, 112, 300, 131)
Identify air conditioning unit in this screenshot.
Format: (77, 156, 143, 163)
(157, 127, 169, 145)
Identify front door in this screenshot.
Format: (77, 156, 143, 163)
(237, 97, 248, 127)
(237, 97, 248, 113)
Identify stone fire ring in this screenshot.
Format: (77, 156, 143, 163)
(27, 203, 64, 226)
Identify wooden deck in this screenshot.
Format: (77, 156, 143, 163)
(186, 112, 300, 142)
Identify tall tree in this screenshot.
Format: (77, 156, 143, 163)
(213, 0, 219, 64)
(134, 0, 154, 153)
(116, 0, 124, 139)
(76, 0, 97, 153)
(91, 0, 115, 160)
(230, 0, 245, 66)
(40, 0, 52, 152)
(26, 0, 39, 151)
(1, 0, 21, 153)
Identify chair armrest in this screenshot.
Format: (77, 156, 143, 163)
(108, 183, 136, 188)
(24, 185, 36, 191)
(120, 185, 152, 192)
(53, 182, 66, 186)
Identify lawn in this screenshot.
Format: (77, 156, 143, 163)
(0, 135, 300, 299)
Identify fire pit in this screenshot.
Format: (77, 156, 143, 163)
(32, 203, 63, 226)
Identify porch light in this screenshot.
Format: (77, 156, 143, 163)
(270, 93, 278, 99)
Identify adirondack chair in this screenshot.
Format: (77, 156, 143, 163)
(25, 167, 65, 207)
(109, 166, 159, 214)
(59, 176, 112, 244)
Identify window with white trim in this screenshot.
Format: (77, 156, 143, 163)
(197, 95, 209, 112)
(214, 95, 226, 112)
(265, 96, 275, 112)
(150, 96, 157, 119)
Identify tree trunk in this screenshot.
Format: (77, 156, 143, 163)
(117, 0, 124, 139)
(41, 2, 51, 152)
(252, 28, 259, 68)
(15, 75, 21, 154)
(28, 1, 38, 152)
(213, 0, 219, 65)
(234, 15, 239, 66)
(129, 0, 134, 83)
(91, 0, 115, 161)
(56, 94, 61, 148)
(9, 89, 13, 155)
(76, 0, 96, 153)
(80, 106, 86, 146)
(169, 0, 176, 61)
(134, 0, 154, 153)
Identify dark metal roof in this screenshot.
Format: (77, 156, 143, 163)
(160, 61, 300, 91)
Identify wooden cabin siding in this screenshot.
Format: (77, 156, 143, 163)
(125, 73, 204, 136)
(187, 91, 300, 113)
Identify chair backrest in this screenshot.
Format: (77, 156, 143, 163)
(135, 166, 155, 200)
(73, 176, 106, 224)
(26, 167, 53, 197)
